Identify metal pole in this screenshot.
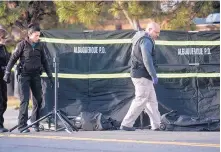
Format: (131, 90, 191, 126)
(140, 111, 144, 130)
(53, 57, 58, 131)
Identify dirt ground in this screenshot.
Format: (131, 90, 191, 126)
(7, 96, 32, 109)
(7, 96, 19, 108)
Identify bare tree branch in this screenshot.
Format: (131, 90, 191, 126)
(132, 19, 141, 31)
(117, 1, 134, 29)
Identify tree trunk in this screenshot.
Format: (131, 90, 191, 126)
(117, 1, 141, 30)
(132, 19, 141, 31)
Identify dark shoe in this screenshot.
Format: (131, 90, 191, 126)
(20, 128, 30, 133)
(120, 125, 136, 131)
(152, 128, 160, 131)
(0, 127, 8, 133)
(32, 125, 40, 132)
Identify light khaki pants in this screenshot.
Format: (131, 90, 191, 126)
(121, 77, 161, 130)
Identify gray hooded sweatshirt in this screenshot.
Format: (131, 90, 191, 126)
(130, 30, 157, 79)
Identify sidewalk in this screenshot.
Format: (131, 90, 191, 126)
(4, 107, 31, 130)
(4, 107, 56, 132)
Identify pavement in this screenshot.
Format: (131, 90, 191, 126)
(0, 108, 220, 152)
(3, 107, 21, 129)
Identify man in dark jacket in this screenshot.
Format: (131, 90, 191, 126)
(0, 27, 10, 133)
(120, 21, 161, 131)
(3, 24, 53, 133)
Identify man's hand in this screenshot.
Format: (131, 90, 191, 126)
(152, 77, 158, 85)
(3, 72, 11, 83)
(49, 77, 54, 88)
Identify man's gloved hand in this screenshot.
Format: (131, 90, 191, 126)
(152, 77, 158, 85)
(49, 77, 54, 88)
(3, 72, 11, 84)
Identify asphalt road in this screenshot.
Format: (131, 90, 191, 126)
(0, 130, 220, 152)
(1, 108, 220, 152)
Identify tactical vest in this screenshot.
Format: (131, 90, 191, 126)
(130, 35, 156, 79)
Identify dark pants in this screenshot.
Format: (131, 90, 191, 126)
(18, 74, 42, 131)
(0, 79, 7, 128)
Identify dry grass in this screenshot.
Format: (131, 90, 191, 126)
(8, 96, 33, 109)
(7, 96, 19, 108)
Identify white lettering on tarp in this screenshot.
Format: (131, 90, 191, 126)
(99, 47, 106, 54)
(73, 46, 106, 54)
(204, 48, 211, 55)
(178, 47, 211, 55)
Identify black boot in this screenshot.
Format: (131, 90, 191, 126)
(20, 128, 30, 133)
(120, 125, 136, 131)
(0, 127, 8, 133)
(32, 125, 40, 132)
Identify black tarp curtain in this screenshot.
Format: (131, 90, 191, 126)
(37, 30, 220, 127)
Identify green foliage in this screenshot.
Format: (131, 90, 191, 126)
(195, 1, 214, 18)
(6, 45, 16, 53)
(55, 1, 101, 26)
(0, 18, 7, 26)
(0, 1, 26, 27)
(76, 2, 101, 26)
(165, 1, 216, 30)
(0, 0, 218, 39)
(54, 1, 218, 30)
(109, 1, 147, 19)
(108, 2, 120, 18)
(168, 5, 193, 30)
(0, 2, 6, 17)
(127, 1, 145, 18)
(7, 12, 20, 23)
(55, 1, 77, 23)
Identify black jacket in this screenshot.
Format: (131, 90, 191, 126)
(6, 39, 52, 78)
(0, 45, 10, 78)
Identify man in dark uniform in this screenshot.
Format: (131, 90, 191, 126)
(3, 24, 53, 133)
(0, 27, 10, 133)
